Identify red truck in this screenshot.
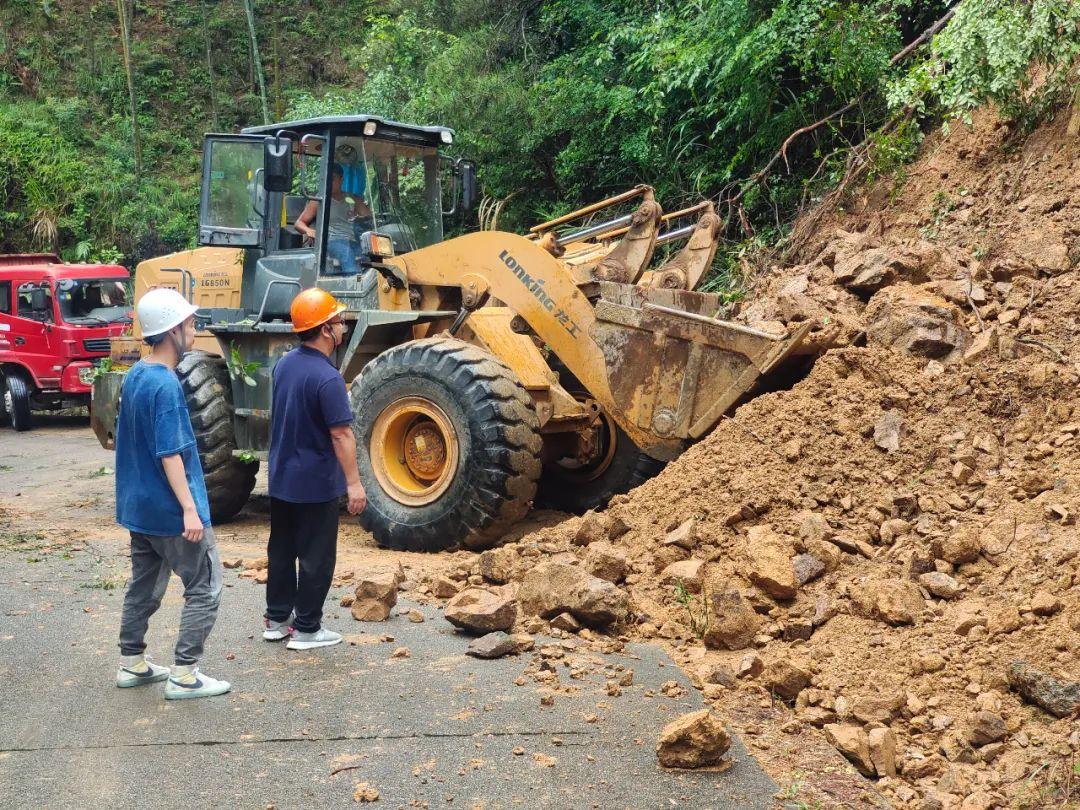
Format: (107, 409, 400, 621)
(0, 254, 132, 431)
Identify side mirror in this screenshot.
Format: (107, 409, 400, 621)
(461, 161, 477, 212)
(263, 135, 294, 193)
(30, 287, 49, 312)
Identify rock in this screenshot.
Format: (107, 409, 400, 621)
(743, 527, 798, 600)
(792, 553, 826, 584)
(963, 327, 999, 364)
(353, 782, 380, 802)
(444, 588, 517, 633)
(852, 694, 903, 724)
(432, 576, 462, 599)
(1030, 590, 1062, 616)
(919, 572, 962, 600)
(655, 710, 731, 769)
(390, 646, 410, 659)
(518, 562, 630, 627)
(939, 729, 976, 764)
(584, 543, 628, 583)
(478, 547, 518, 584)
(697, 662, 736, 688)
(874, 410, 905, 453)
(798, 512, 833, 544)
(510, 632, 535, 653)
(824, 724, 875, 776)
(242, 557, 268, 571)
(1007, 660, 1080, 718)
(340, 594, 355, 607)
(833, 247, 910, 293)
(607, 515, 631, 540)
(467, 631, 517, 659)
(351, 573, 399, 621)
(660, 559, 705, 592)
(868, 727, 898, 778)
(239, 568, 268, 584)
(851, 579, 924, 626)
(864, 284, 969, 360)
(764, 658, 812, 702)
(702, 585, 762, 650)
(804, 538, 842, 572)
(966, 711, 1007, 747)
(573, 511, 608, 546)
(951, 608, 987, 636)
(987, 606, 1021, 636)
(878, 518, 910, 545)
(550, 612, 581, 633)
(737, 652, 764, 678)
(934, 527, 982, 564)
(664, 519, 699, 549)
(221, 558, 243, 569)
(407, 609, 424, 623)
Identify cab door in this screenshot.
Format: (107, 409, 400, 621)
(12, 280, 56, 386)
(197, 135, 269, 248)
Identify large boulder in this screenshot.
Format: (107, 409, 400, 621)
(518, 562, 630, 627)
(1007, 660, 1080, 718)
(444, 588, 517, 634)
(656, 710, 731, 769)
(864, 284, 969, 361)
(701, 584, 761, 650)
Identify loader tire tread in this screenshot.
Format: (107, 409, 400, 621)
(176, 352, 256, 523)
(351, 337, 541, 552)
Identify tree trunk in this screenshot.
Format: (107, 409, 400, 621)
(116, 0, 142, 180)
(204, 10, 219, 130)
(242, 0, 271, 125)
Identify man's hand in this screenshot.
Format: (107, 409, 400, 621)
(346, 481, 367, 515)
(182, 506, 205, 543)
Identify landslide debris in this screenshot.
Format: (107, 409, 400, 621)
(409, 107, 1080, 807)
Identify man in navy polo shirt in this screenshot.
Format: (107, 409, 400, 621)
(263, 288, 366, 650)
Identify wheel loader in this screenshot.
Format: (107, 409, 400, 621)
(91, 115, 812, 552)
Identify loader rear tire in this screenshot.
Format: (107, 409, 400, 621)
(536, 364, 665, 514)
(176, 352, 258, 523)
(350, 338, 542, 552)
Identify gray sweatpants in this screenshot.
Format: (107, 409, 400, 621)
(118, 528, 223, 666)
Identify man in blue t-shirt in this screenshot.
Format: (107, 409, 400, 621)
(262, 287, 366, 650)
(113, 288, 231, 700)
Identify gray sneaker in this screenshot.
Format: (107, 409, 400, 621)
(262, 612, 296, 641)
(286, 627, 342, 650)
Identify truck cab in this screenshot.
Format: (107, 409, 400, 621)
(0, 254, 132, 430)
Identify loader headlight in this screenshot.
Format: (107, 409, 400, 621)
(365, 232, 395, 259)
(363, 121, 378, 136)
(439, 130, 453, 144)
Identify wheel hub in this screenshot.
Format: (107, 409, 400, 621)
(370, 397, 459, 506)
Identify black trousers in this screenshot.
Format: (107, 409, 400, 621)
(266, 497, 339, 633)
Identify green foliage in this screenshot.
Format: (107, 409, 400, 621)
(226, 344, 260, 387)
(673, 580, 711, 638)
(0, 0, 1077, 271)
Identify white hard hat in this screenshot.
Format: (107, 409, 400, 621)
(137, 288, 199, 337)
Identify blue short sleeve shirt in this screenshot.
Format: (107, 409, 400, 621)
(268, 345, 354, 503)
(114, 361, 211, 535)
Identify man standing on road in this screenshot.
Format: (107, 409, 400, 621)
(263, 288, 366, 650)
(114, 288, 231, 700)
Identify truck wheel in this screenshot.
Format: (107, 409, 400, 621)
(176, 352, 257, 523)
(351, 337, 542, 552)
(535, 364, 665, 514)
(3, 371, 33, 432)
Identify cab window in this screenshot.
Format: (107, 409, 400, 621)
(17, 281, 53, 322)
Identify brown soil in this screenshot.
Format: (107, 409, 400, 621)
(417, 105, 1080, 808)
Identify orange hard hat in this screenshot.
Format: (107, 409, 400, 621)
(290, 288, 347, 333)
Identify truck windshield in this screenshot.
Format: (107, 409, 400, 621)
(55, 278, 132, 325)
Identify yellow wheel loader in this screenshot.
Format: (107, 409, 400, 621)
(92, 115, 812, 551)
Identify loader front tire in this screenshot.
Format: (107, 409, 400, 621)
(536, 363, 665, 514)
(350, 338, 542, 552)
(176, 352, 257, 523)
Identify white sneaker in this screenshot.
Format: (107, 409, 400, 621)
(262, 613, 295, 641)
(286, 627, 342, 650)
(164, 665, 232, 700)
(116, 654, 170, 688)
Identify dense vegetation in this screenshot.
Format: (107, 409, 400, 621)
(1, 0, 1077, 283)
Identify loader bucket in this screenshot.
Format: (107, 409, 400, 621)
(590, 282, 811, 448)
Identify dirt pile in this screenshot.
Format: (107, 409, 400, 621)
(415, 107, 1080, 806)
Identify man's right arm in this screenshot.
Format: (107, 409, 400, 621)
(296, 200, 318, 239)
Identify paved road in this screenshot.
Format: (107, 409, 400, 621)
(0, 537, 778, 809)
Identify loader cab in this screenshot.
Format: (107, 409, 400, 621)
(196, 116, 472, 296)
